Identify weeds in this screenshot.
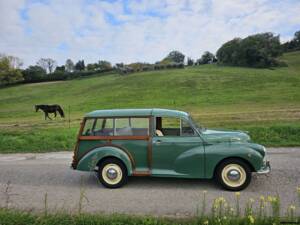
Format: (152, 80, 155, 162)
(0, 183, 300, 225)
(1, 181, 17, 209)
(78, 178, 89, 214)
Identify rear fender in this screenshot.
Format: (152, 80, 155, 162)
(76, 146, 133, 175)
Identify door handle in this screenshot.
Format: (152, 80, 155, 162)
(154, 140, 162, 144)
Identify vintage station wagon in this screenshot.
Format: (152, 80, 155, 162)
(71, 108, 270, 191)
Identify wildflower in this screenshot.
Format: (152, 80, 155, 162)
(267, 195, 273, 202)
(289, 205, 296, 210)
(249, 198, 254, 203)
(235, 192, 240, 197)
(230, 207, 234, 212)
(248, 215, 255, 224)
(203, 220, 209, 225)
(223, 216, 227, 220)
(203, 190, 207, 194)
(297, 187, 300, 193)
(260, 195, 265, 201)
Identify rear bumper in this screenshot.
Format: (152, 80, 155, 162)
(256, 161, 271, 174)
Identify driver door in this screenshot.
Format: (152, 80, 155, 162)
(151, 117, 205, 178)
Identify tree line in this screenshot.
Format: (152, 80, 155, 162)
(1, 30, 299, 86)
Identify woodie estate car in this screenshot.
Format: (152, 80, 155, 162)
(71, 108, 270, 191)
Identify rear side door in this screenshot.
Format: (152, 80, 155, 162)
(151, 117, 205, 178)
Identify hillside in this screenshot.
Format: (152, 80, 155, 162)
(0, 51, 300, 152)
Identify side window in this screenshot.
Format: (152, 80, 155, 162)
(115, 118, 132, 136)
(93, 118, 104, 135)
(102, 118, 114, 136)
(157, 117, 180, 136)
(82, 118, 95, 136)
(181, 119, 196, 136)
(130, 118, 149, 136)
(115, 118, 149, 136)
(82, 117, 149, 136)
(155, 117, 196, 137)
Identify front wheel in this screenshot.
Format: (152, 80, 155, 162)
(215, 159, 251, 191)
(98, 158, 128, 188)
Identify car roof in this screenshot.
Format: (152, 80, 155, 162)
(85, 108, 189, 119)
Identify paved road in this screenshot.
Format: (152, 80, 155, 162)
(0, 148, 299, 217)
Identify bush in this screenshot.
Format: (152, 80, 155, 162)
(22, 66, 47, 83)
(216, 33, 282, 68)
(0, 56, 24, 86)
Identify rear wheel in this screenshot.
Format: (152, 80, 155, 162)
(98, 158, 128, 188)
(215, 159, 251, 191)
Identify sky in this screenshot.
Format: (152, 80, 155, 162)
(1, 0, 300, 67)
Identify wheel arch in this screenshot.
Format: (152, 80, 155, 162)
(76, 145, 133, 175)
(213, 156, 255, 178)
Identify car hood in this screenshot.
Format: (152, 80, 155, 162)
(200, 129, 250, 143)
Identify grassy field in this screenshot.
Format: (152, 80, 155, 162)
(0, 51, 300, 153)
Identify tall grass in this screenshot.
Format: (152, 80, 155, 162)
(0, 185, 299, 225)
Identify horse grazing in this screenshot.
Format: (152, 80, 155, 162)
(35, 104, 65, 120)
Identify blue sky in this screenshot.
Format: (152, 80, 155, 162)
(0, 0, 300, 67)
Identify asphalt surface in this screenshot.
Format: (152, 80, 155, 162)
(0, 148, 299, 217)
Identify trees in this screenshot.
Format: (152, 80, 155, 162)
(75, 60, 85, 71)
(98, 60, 112, 70)
(163, 50, 185, 63)
(65, 59, 75, 72)
(187, 57, 194, 66)
(216, 33, 282, 67)
(87, 60, 112, 71)
(0, 55, 23, 85)
(197, 51, 216, 65)
(282, 30, 300, 52)
(22, 66, 46, 83)
(55, 65, 65, 73)
(37, 58, 57, 73)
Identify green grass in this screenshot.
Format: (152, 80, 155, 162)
(0, 208, 298, 225)
(0, 51, 300, 152)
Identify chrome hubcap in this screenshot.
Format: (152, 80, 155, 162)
(106, 168, 118, 180)
(227, 169, 241, 181)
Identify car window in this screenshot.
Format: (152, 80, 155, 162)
(82, 117, 149, 136)
(156, 117, 196, 137)
(130, 118, 149, 136)
(181, 119, 196, 136)
(115, 118, 132, 136)
(101, 118, 114, 136)
(159, 117, 181, 136)
(115, 118, 149, 136)
(82, 118, 95, 136)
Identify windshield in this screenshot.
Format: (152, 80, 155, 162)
(189, 115, 205, 131)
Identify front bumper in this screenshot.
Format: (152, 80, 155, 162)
(256, 161, 271, 174)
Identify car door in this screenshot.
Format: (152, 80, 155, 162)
(151, 116, 205, 178)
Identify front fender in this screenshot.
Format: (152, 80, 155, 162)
(204, 142, 264, 179)
(76, 146, 133, 175)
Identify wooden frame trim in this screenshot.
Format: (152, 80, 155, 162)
(132, 171, 151, 176)
(78, 135, 149, 140)
(72, 118, 86, 169)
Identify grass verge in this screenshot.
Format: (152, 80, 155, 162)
(0, 208, 299, 225)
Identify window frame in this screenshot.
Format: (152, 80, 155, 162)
(154, 116, 198, 137)
(79, 116, 151, 139)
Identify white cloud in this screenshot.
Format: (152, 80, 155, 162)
(0, 0, 300, 67)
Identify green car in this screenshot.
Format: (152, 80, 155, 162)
(71, 108, 270, 191)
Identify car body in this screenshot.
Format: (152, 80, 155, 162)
(71, 108, 270, 190)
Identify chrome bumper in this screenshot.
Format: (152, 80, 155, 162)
(256, 161, 271, 174)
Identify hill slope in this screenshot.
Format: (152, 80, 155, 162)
(0, 51, 300, 152)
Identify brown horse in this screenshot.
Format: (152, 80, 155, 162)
(35, 104, 65, 120)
